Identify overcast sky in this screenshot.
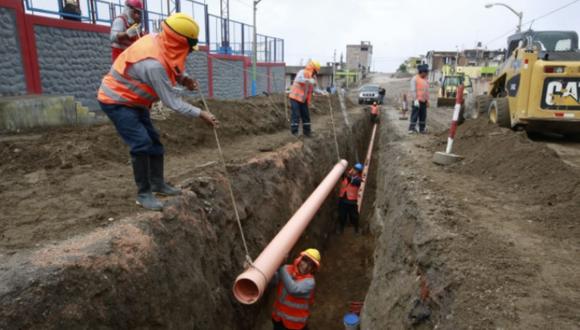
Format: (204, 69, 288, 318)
(201, 0, 580, 72)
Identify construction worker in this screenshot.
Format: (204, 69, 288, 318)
(288, 60, 327, 137)
(337, 163, 363, 234)
(272, 249, 320, 330)
(370, 101, 380, 124)
(97, 13, 218, 211)
(409, 64, 430, 134)
(110, 0, 143, 62)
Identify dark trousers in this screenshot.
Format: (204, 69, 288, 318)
(409, 101, 427, 132)
(290, 99, 311, 135)
(370, 114, 379, 124)
(273, 319, 309, 330)
(100, 102, 164, 156)
(338, 199, 359, 233)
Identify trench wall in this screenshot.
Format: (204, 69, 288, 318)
(0, 0, 285, 108)
(0, 109, 369, 329)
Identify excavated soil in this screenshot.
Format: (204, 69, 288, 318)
(0, 95, 346, 253)
(361, 75, 579, 330)
(0, 94, 377, 329)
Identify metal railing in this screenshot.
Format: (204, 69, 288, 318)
(22, 0, 284, 62)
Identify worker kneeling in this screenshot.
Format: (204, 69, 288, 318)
(97, 13, 218, 211)
(337, 163, 363, 233)
(272, 249, 320, 330)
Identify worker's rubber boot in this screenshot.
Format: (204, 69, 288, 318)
(149, 155, 181, 196)
(131, 154, 163, 211)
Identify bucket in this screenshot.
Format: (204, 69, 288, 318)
(343, 313, 360, 330)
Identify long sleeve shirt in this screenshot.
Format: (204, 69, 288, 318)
(294, 69, 324, 94)
(126, 59, 201, 117)
(277, 265, 315, 298)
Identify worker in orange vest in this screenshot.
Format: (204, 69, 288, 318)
(409, 64, 430, 134)
(337, 163, 363, 234)
(272, 249, 321, 330)
(110, 0, 143, 62)
(370, 101, 380, 124)
(288, 60, 327, 137)
(97, 13, 218, 211)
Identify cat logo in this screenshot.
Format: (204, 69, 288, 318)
(544, 80, 580, 108)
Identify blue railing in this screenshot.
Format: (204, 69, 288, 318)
(22, 0, 284, 62)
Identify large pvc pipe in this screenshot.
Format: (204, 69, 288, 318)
(233, 159, 348, 304)
(358, 123, 378, 213)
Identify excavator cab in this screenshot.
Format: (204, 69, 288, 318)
(478, 30, 580, 135)
(437, 74, 473, 107)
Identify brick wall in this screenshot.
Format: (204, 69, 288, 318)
(211, 57, 244, 99)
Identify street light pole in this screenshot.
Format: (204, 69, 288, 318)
(485, 2, 523, 32)
(252, 0, 262, 96)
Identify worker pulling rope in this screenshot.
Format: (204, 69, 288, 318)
(197, 89, 253, 266)
(326, 94, 341, 162)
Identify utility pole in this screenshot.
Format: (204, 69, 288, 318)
(252, 0, 262, 96)
(332, 49, 336, 87)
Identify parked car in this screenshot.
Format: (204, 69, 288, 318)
(358, 84, 382, 104)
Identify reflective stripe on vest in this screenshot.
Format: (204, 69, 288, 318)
(289, 69, 314, 104)
(98, 35, 174, 108)
(272, 266, 314, 330)
(345, 180, 359, 201)
(415, 76, 429, 102)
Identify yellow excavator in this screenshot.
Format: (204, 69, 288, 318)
(437, 74, 472, 107)
(473, 30, 580, 135)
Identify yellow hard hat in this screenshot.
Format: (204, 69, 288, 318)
(300, 248, 321, 268)
(164, 13, 200, 51)
(308, 60, 321, 73)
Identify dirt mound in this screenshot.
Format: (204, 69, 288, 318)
(432, 117, 580, 240)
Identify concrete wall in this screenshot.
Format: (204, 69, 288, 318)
(34, 25, 110, 110)
(256, 66, 268, 95)
(270, 66, 285, 93)
(211, 58, 244, 99)
(0, 7, 26, 96)
(185, 51, 209, 97)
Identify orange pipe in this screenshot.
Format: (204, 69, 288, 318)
(233, 159, 349, 304)
(358, 123, 378, 212)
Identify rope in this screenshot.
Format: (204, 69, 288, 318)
(326, 95, 341, 162)
(197, 89, 253, 266)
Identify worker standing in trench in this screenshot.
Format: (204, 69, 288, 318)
(271, 249, 321, 330)
(97, 13, 218, 211)
(110, 0, 144, 62)
(370, 101, 380, 124)
(409, 64, 430, 134)
(288, 60, 327, 137)
(337, 163, 363, 234)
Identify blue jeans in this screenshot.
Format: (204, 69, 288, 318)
(99, 102, 164, 156)
(409, 101, 427, 132)
(290, 99, 311, 135)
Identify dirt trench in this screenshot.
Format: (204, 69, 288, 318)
(0, 95, 375, 329)
(360, 74, 580, 330)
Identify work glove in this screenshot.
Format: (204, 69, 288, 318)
(413, 100, 419, 107)
(126, 23, 141, 38)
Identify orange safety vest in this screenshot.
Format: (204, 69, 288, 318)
(415, 75, 429, 102)
(371, 104, 379, 115)
(98, 23, 189, 109)
(338, 177, 349, 198)
(111, 15, 140, 61)
(289, 68, 315, 105)
(345, 175, 361, 201)
(272, 264, 315, 329)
